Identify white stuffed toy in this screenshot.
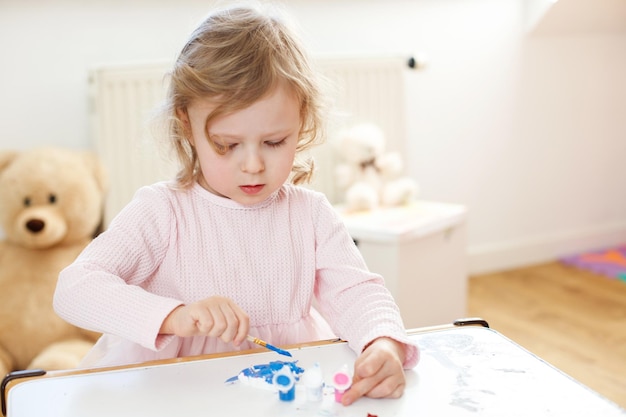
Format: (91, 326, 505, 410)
(334, 123, 419, 212)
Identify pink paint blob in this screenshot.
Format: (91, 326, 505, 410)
(333, 373, 350, 385)
(332, 367, 352, 403)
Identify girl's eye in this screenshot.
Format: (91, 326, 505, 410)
(266, 138, 287, 148)
(212, 141, 237, 153)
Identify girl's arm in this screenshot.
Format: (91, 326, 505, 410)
(53, 185, 184, 351)
(311, 195, 419, 369)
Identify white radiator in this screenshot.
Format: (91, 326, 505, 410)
(90, 56, 414, 226)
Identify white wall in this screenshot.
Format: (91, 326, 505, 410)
(1, 0, 625, 274)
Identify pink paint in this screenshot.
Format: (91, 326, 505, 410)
(332, 365, 352, 403)
(333, 373, 350, 385)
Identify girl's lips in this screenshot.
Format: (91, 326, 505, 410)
(240, 184, 265, 195)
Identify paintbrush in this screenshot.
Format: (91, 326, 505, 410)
(247, 335, 292, 357)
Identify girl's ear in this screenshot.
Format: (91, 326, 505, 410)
(176, 107, 193, 145)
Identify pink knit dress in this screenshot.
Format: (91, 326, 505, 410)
(54, 182, 418, 368)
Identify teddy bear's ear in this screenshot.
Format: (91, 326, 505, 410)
(0, 150, 19, 174)
(81, 151, 109, 194)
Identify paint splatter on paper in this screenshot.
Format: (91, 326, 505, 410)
(224, 360, 304, 389)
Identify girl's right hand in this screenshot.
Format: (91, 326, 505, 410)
(159, 296, 249, 346)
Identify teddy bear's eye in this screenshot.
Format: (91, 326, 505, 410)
(49, 194, 57, 204)
(23, 197, 31, 207)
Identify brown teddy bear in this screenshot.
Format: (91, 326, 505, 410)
(0, 147, 107, 376)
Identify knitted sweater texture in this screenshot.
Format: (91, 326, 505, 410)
(54, 182, 418, 368)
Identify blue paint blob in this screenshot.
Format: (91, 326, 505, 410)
(225, 360, 304, 385)
(278, 386, 295, 401)
(273, 367, 296, 402)
(276, 375, 291, 386)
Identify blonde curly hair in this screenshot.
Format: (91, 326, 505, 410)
(156, 5, 329, 188)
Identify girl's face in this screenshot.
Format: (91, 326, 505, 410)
(182, 85, 301, 205)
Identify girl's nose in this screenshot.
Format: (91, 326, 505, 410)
(241, 150, 264, 173)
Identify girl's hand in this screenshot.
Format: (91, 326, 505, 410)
(159, 296, 249, 346)
(341, 337, 407, 406)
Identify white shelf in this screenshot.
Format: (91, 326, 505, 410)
(335, 201, 468, 328)
(334, 201, 467, 243)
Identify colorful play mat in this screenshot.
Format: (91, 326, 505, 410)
(561, 245, 626, 282)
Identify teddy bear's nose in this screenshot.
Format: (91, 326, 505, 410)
(26, 219, 45, 233)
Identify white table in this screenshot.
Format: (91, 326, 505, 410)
(3, 325, 625, 416)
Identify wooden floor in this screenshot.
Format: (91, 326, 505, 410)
(468, 261, 626, 409)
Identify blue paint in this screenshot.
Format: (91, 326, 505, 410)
(224, 360, 304, 385)
(247, 335, 293, 357)
(273, 365, 296, 401)
(264, 342, 293, 357)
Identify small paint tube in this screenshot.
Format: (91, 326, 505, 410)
(302, 362, 324, 402)
(272, 365, 296, 401)
(331, 364, 352, 403)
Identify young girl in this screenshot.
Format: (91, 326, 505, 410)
(54, 4, 418, 406)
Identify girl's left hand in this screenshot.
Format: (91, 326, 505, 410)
(340, 337, 407, 406)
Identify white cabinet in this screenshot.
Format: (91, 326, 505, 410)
(335, 201, 468, 329)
